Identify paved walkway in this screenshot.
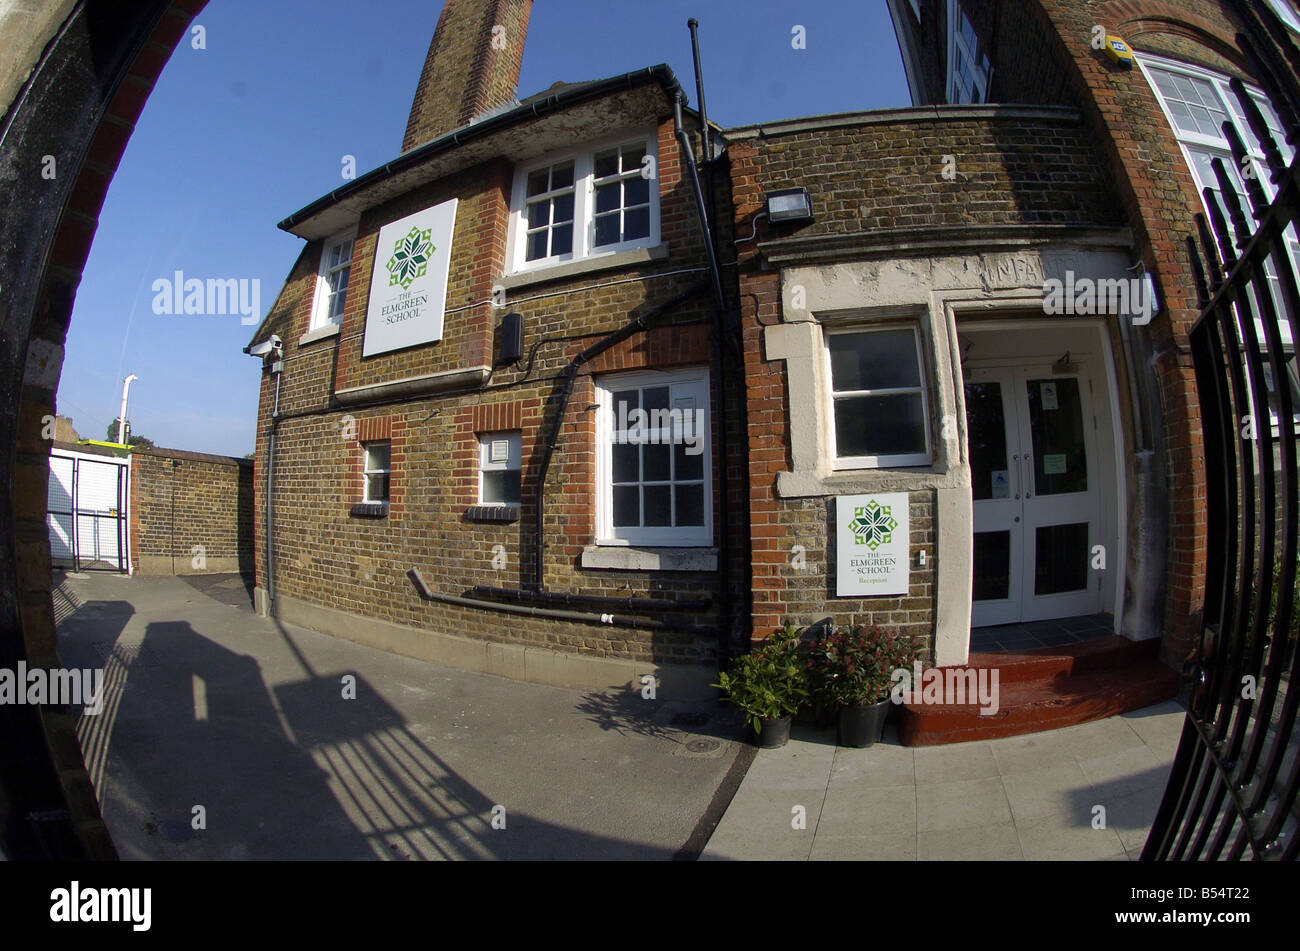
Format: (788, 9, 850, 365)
(53, 571, 742, 860)
(703, 702, 1184, 860)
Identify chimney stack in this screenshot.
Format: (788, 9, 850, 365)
(402, 0, 533, 153)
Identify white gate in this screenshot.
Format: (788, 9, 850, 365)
(47, 449, 130, 572)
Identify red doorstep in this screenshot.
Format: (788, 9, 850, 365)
(897, 637, 1180, 746)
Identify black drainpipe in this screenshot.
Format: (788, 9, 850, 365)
(673, 90, 733, 670)
(531, 278, 710, 591)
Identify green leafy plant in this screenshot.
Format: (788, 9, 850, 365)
(712, 625, 810, 734)
(808, 623, 919, 707)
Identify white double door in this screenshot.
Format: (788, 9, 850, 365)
(965, 363, 1104, 627)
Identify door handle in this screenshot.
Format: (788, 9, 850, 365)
(1012, 454, 1020, 499)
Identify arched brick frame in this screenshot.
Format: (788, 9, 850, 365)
(1, 0, 206, 860)
(1098, 0, 1252, 72)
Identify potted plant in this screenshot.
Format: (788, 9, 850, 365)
(713, 626, 810, 748)
(810, 623, 919, 748)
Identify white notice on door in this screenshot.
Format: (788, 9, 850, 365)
(1041, 381, 1059, 411)
(991, 470, 1009, 499)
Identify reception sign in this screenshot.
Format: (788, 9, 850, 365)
(362, 198, 457, 356)
(836, 493, 910, 597)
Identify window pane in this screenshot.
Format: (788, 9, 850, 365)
(595, 183, 620, 214)
(834, 393, 927, 458)
(527, 231, 547, 261)
(624, 207, 650, 240)
(613, 485, 639, 527)
(483, 470, 521, 505)
(675, 484, 704, 526)
(643, 443, 670, 482)
(643, 485, 671, 526)
(594, 150, 619, 178)
(612, 443, 638, 483)
(526, 169, 549, 197)
(624, 176, 650, 207)
(594, 213, 620, 246)
(643, 386, 670, 413)
(527, 202, 549, 229)
(1026, 378, 1088, 496)
(551, 223, 573, 256)
(965, 381, 1008, 501)
(828, 330, 921, 392)
(366, 444, 390, 471)
(552, 193, 574, 224)
(674, 442, 704, 480)
(1034, 523, 1089, 595)
(551, 162, 574, 190)
(972, 531, 1010, 601)
(612, 388, 640, 417)
(622, 145, 646, 172)
(367, 473, 389, 502)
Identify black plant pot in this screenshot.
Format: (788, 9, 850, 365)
(753, 714, 793, 749)
(837, 699, 891, 748)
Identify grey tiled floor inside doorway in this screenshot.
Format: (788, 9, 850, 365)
(969, 613, 1113, 653)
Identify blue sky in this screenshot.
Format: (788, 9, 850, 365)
(59, 0, 909, 457)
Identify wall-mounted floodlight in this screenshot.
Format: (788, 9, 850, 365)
(244, 334, 282, 358)
(765, 187, 814, 225)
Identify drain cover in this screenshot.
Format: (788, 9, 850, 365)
(685, 738, 720, 754)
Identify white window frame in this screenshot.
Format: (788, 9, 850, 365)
(824, 324, 933, 470)
(594, 368, 712, 547)
(1139, 52, 1298, 360)
(310, 228, 357, 331)
(946, 0, 991, 104)
(506, 129, 660, 275)
(908, 0, 921, 20)
(361, 440, 390, 504)
(479, 432, 522, 506)
(1267, 0, 1300, 34)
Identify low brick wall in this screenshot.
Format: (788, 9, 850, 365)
(129, 447, 253, 576)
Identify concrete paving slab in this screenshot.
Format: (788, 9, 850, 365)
(828, 744, 916, 789)
(1077, 745, 1169, 801)
(1016, 811, 1127, 861)
(917, 777, 1013, 833)
(914, 739, 1001, 783)
(986, 730, 1079, 774)
(918, 821, 1023, 860)
(54, 572, 742, 861)
(1001, 761, 1093, 822)
(816, 783, 916, 838)
(811, 831, 915, 861)
(1103, 784, 1165, 854)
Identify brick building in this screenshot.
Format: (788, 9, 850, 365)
(245, 0, 742, 693)
(714, 0, 1298, 738)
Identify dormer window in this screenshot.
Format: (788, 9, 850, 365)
(946, 1, 991, 104)
(311, 229, 356, 330)
(508, 131, 659, 274)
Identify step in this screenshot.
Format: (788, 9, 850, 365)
(898, 647, 1179, 746)
(964, 635, 1162, 685)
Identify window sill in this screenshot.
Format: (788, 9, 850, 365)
(349, 502, 388, 518)
(497, 243, 670, 292)
(581, 545, 717, 572)
(299, 323, 340, 347)
(464, 505, 520, 523)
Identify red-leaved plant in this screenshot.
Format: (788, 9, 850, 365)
(808, 623, 919, 707)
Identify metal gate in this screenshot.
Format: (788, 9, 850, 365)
(1143, 3, 1300, 860)
(46, 449, 129, 572)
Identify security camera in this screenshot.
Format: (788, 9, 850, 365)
(245, 334, 282, 357)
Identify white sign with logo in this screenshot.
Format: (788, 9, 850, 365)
(362, 198, 457, 357)
(837, 493, 910, 597)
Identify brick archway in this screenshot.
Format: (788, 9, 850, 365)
(0, 0, 206, 860)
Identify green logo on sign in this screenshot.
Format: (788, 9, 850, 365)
(386, 226, 434, 291)
(849, 499, 898, 551)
